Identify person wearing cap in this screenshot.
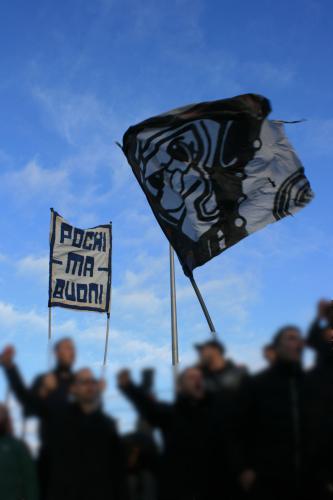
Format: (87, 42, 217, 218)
(237, 325, 305, 500)
(195, 339, 247, 395)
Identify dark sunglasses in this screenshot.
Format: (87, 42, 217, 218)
(76, 378, 98, 386)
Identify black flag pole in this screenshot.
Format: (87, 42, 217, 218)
(4, 385, 10, 407)
(169, 245, 179, 366)
(169, 245, 179, 391)
(189, 274, 216, 336)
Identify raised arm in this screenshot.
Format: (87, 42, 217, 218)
(118, 369, 172, 428)
(307, 300, 333, 349)
(0, 346, 47, 417)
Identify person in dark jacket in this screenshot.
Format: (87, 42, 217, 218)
(238, 326, 305, 500)
(303, 300, 333, 500)
(195, 339, 247, 394)
(44, 368, 128, 500)
(0, 339, 75, 497)
(118, 366, 229, 500)
(123, 431, 158, 500)
(0, 403, 38, 500)
(123, 368, 159, 500)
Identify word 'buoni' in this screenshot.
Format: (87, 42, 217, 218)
(53, 279, 104, 305)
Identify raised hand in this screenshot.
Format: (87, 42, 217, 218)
(0, 345, 16, 368)
(117, 369, 131, 388)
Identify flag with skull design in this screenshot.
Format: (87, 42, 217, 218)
(122, 94, 314, 276)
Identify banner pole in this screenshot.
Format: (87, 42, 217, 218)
(103, 313, 110, 368)
(47, 307, 53, 368)
(5, 385, 10, 407)
(48, 307, 52, 340)
(169, 245, 179, 367)
(102, 221, 112, 371)
(189, 273, 217, 336)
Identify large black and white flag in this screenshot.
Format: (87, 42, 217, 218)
(122, 94, 314, 275)
(49, 210, 112, 313)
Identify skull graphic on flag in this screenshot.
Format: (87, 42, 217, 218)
(122, 94, 313, 275)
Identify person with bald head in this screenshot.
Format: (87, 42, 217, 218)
(0, 403, 38, 500)
(118, 366, 230, 500)
(0, 347, 127, 500)
(44, 368, 128, 500)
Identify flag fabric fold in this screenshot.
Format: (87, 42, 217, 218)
(122, 94, 313, 275)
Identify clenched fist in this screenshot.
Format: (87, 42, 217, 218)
(117, 369, 131, 388)
(0, 346, 15, 368)
(39, 373, 58, 398)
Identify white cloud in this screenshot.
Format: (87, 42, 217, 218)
(17, 255, 49, 280)
(33, 87, 113, 145)
(176, 270, 260, 324)
(114, 289, 165, 314)
(244, 61, 296, 87)
(1, 161, 69, 200)
(0, 302, 47, 331)
(111, 254, 169, 321)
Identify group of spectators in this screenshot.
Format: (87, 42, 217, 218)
(0, 299, 333, 500)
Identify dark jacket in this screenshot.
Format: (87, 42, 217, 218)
(0, 434, 38, 500)
(238, 361, 305, 496)
(3, 364, 74, 497)
(121, 383, 228, 500)
(3, 367, 128, 500)
(201, 360, 247, 395)
(303, 358, 333, 499)
(201, 360, 248, 442)
(45, 403, 128, 500)
(123, 431, 159, 500)
(4, 364, 73, 446)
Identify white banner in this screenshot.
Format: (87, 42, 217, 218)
(48, 210, 112, 313)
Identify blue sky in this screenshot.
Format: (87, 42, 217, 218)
(0, 0, 332, 436)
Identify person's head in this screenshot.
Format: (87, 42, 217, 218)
(71, 368, 102, 407)
(323, 327, 333, 344)
(195, 339, 225, 369)
(263, 343, 276, 365)
(54, 338, 75, 368)
(272, 326, 304, 363)
(0, 404, 12, 436)
(177, 367, 205, 400)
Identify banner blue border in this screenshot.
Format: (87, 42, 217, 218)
(48, 208, 112, 314)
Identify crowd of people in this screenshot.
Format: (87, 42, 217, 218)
(0, 299, 333, 500)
